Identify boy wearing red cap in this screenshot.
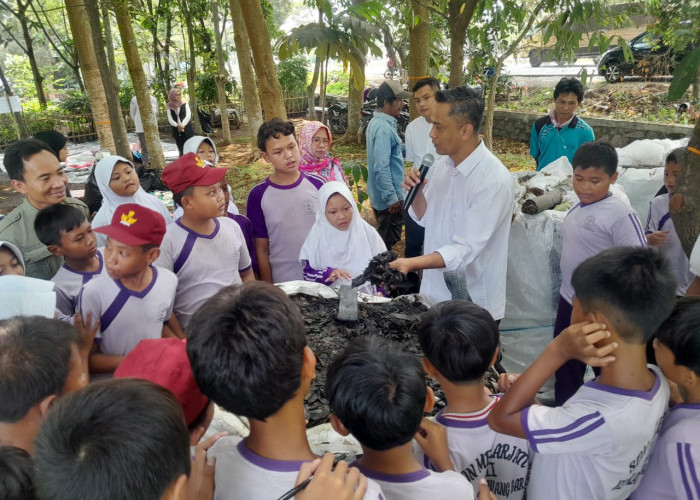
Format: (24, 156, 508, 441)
(78, 203, 181, 375)
(157, 153, 254, 329)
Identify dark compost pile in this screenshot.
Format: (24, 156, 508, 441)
(292, 293, 497, 427)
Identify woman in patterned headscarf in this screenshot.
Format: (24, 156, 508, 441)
(297, 121, 347, 184)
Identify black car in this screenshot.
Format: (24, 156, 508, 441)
(597, 31, 684, 83)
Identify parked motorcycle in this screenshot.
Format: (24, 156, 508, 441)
(326, 98, 408, 141)
(360, 100, 409, 144)
(326, 101, 348, 136)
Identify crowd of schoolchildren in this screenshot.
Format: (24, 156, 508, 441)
(0, 82, 699, 500)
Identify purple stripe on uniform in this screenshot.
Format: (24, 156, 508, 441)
(436, 412, 489, 429)
(679, 443, 694, 500)
(175, 218, 220, 240)
(658, 213, 671, 231)
(685, 443, 700, 498)
(81, 252, 104, 285)
(267, 172, 306, 190)
(534, 417, 605, 445)
(530, 411, 601, 437)
(628, 214, 647, 246)
(100, 289, 131, 332)
(645, 202, 653, 232)
(521, 407, 539, 452)
(115, 267, 159, 298)
(173, 232, 198, 274)
(586, 370, 660, 401)
(305, 172, 326, 189)
(353, 463, 430, 483)
(236, 440, 309, 472)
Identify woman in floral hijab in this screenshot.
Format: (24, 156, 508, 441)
(298, 121, 347, 184)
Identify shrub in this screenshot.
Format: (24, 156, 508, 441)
(56, 91, 91, 115)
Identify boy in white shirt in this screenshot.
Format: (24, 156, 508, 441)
(489, 246, 677, 500)
(158, 153, 254, 328)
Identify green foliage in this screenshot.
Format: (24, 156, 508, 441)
(277, 56, 309, 96)
(56, 91, 91, 115)
(669, 47, 700, 100)
(195, 73, 240, 104)
(119, 82, 135, 110)
(325, 69, 350, 96)
(342, 159, 369, 210)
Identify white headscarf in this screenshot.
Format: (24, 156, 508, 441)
(0, 242, 56, 318)
(92, 156, 171, 245)
(299, 181, 386, 277)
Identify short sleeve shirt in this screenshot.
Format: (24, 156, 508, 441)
(355, 463, 473, 500)
(52, 249, 108, 315)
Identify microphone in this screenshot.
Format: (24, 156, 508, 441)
(403, 153, 434, 211)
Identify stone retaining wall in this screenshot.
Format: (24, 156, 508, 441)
(492, 110, 694, 147)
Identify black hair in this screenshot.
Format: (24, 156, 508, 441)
(655, 298, 700, 375)
(553, 77, 585, 103)
(34, 204, 88, 247)
(32, 131, 67, 159)
(572, 140, 618, 177)
(412, 77, 441, 93)
(3, 138, 55, 182)
(666, 151, 677, 164)
(572, 247, 676, 344)
(377, 94, 397, 108)
(187, 400, 213, 434)
(325, 336, 426, 451)
(33, 379, 190, 500)
(434, 86, 484, 133)
(172, 185, 195, 208)
(0, 317, 78, 423)
(257, 118, 296, 152)
(0, 446, 36, 500)
(418, 300, 499, 383)
(140, 243, 159, 252)
(186, 282, 307, 421)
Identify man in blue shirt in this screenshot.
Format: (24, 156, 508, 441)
(366, 80, 410, 249)
(530, 77, 594, 171)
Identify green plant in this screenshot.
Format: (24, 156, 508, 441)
(325, 69, 350, 96)
(119, 81, 134, 110)
(56, 91, 91, 115)
(342, 159, 368, 210)
(277, 56, 308, 96)
(195, 73, 239, 105)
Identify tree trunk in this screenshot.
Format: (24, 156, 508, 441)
(307, 53, 321, 120)
(85, 0, 130, 157)
(182, 3, 203, 135)
(101, 0, 120, 96)
(113, 0, 165, 169)
(447, 0, 478, 88)
(319, 53, 329, 123)
(162, 15, 172, 103)
(669, 119, 700, 257)
(483, 59, 505, 150)
(230, 0, 263, 150)
(693, 65, 700, 101)
(237, 0, 286, 120)
(212, 0, 231, 142)
(0, 62, 28, 136)
(64, 0, 115, 152)
(19, 11, 47, 108)
(408, 0, 429, 120)
(341, 67, 363, 145)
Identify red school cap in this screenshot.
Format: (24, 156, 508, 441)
(93, 203, 166, 246)
(114, 338, 210, 426)
(161, 152, 228, 194)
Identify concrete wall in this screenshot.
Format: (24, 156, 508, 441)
(492, 110, 694, 147)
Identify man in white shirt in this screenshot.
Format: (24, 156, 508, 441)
(390, 86, 513, 321)
(129, 94, 159, 166)
(404, 77, 442, 259)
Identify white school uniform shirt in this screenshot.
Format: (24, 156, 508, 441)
(631, 403, 700, 500)
(78, 266, 177, 356)
(415, 396, 530, 500)
(645, 193, 694, 295)
(156, 217, 251, 328)
(51, 249, 108, 316)
(559, 193, 647, 304)
(355, 463, 473, 500)
(409, 140, 513, 319)
(208, 436, 385, 500)
(523, 365, 669, 500)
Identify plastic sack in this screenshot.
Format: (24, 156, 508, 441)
(526, 156, 572, 193)
(616, 166, 664, 225)
(617, 138, 689, 168)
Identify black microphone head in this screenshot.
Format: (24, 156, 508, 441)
(421, 153, 435, 167)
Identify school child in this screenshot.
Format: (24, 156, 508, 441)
(326, 336, 474, 500)
(645, 150, 694, 295)
(185, 282, 384, 500)
(247, 118, 324, 283)
(414, 301, 530, 499)
(79, 203, 181, 375)
(0, 241, 24, 277)
(299, 181, 386, 290)
(298, 121, 347, 183)
(0, 316, 87, 453)
(114, 338, 215, 445)
(91, 155, 171, 247)
(33, 379, 195, 500)
(554, 140, 647, 405)
(0, 446, 36, 500)
(157, 153, 254, 329)
(631, 298, 700, 499)
(34, 204, 106, 316)
(488, 246, 677, 500)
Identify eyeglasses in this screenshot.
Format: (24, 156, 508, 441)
(312, 137, 330, 145)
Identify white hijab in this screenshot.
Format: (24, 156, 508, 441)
(92, 156, 171, 245)
(299, 181, 386, 277)
(0, 241, 57, 319)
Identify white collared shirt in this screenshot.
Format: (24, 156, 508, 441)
(410, 140, 514, 319)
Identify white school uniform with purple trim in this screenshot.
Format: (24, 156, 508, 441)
(246, 172, 324, 283)
(354, 462, 473, 500)
(414, 395, 530, 500)
(51, 249, 108, 316)
(78, 266, 177, 356)
(207, 436, 385, 500)
(156, 217, 251, 328)
(645, 193, 695, 295)
(560, 193, 646, 304)
(631, 403, 700, 500)
(523, 365, 669, 499)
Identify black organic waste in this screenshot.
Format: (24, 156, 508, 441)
(351, 251, 420, 296)
(293, 294, 498, 428)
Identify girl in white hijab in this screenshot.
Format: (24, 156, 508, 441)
(299, 181, 386, 293)
(91, 156, 171, 246)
